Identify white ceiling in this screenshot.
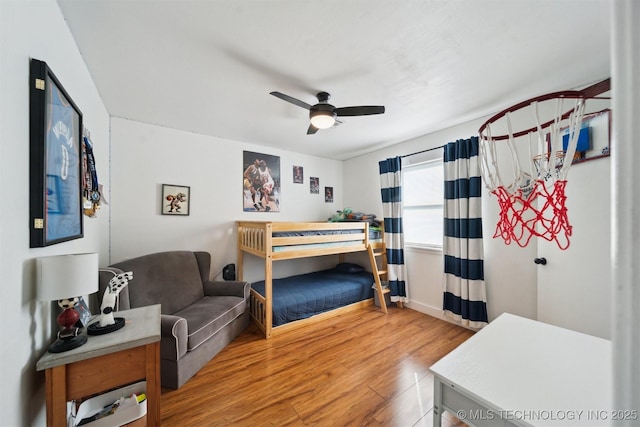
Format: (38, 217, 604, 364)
(57, 0, 611, 160)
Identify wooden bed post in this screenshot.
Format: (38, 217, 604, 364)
(237, 222, 243, 281)
(264, 222, 273, 338)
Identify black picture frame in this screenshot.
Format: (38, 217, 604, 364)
(29, 59, 84, 247)
(161, 184, 191, 215)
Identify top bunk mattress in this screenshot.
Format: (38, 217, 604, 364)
(273, 228, 382, 239)
(271, 227, 382, 253)
(251, 268, 374, 326)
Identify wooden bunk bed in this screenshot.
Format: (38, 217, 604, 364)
(237, 221, 389, 338)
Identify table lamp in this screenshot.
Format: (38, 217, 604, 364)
(37, 253, 99, 353)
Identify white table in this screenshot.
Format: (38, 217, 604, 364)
(430, 313, 615, 427)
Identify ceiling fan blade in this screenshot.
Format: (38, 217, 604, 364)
(307, 124, 319, 135)
(270, 91, 312, 110)
(335, 106, 385, 116)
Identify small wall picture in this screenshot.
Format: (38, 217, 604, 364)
(325, 186, 333, 203)
(310, 177, 319, 194)
(293, 165, 303, 183)
(243, 151, 281, 212)
(568, 109, 611, 164)
(162, 184, 190, 215)
(543, 109, 611, 166)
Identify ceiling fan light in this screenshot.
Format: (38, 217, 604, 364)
(310, 111, 336, 129)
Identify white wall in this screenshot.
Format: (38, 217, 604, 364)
(109, 118, 345, 283)
(0, 1, 110, 426)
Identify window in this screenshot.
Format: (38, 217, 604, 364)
(403, 158, 444, 248)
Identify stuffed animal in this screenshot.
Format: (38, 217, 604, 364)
(99, 271, 133, 327)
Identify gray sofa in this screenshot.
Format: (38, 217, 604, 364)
(98, 250, 250, 389)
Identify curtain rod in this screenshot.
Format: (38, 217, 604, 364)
(401, 144, 444, 159)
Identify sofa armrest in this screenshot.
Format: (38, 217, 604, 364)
(161, 314, 188, 361)
(203, 280, 250, 300)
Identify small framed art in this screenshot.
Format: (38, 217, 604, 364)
(325, 187, 334, 203)
(162, 184, 190, 215)
(293, 166, 303, 183)
(544, 109, 611, 166)
(29, 59, 84, 247)
(310, 177, 319, 194)
(568, 109, 611, 164)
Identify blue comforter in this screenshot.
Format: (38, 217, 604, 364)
(252, 269, 374, 326)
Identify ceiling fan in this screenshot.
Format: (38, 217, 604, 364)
(270, 91, 385, 135)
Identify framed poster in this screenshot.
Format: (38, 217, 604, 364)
(162, 184, 190, 215)
(243, 151, 281, 212)
(325, 187, 334, 203)
(29, 59, 84, 247)
(310, 177, 319, 194)
(293, 165, 303, 183)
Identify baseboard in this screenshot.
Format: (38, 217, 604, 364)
(405, 301, 478, 331)
(405, 300, 444, 319)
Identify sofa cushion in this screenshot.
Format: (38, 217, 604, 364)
(174, 296, 246, 351)
(111, 251, 205, 315)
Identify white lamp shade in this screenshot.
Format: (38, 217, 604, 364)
(310, 111, 336, 129)
(37, 253, 99, 301)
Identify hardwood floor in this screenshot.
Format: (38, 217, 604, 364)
(160, 305, 474, 426)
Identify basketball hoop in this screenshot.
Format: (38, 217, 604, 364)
(478, 79, 610, 249)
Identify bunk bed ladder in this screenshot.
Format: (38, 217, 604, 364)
(367, 243, 389, 314)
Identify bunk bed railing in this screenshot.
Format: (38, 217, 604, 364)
(249, 290, 267, 335)
(238, 221, 371, 256)
(238, 221, 268, 256)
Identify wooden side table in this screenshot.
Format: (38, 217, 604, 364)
(37, 305, 161, 427)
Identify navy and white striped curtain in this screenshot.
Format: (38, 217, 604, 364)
(379, 157, 408, 302)
(443, 137, 488, 328)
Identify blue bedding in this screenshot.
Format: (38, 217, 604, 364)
(252, 268, 374, 326)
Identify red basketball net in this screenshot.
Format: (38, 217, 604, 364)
(479, 80, 610, 250)
(491, 180, 571, 250)
(479, 96, 587, 250)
